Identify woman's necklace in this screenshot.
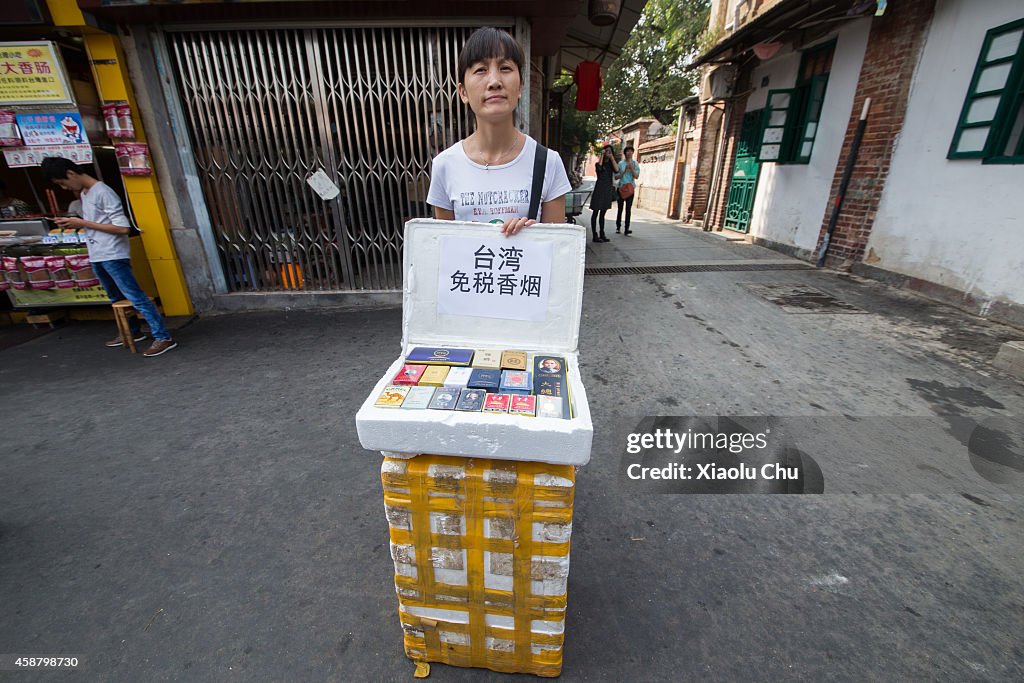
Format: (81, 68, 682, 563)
(474, 135, 521, 170)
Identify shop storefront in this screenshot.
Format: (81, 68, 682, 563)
(160, 24, 483, 293)
(75, 0, 557, 307)
(40, 0, 645, 312)
(0, 0, 192, 322)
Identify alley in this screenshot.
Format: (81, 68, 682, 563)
(1, 210, 1022, 680)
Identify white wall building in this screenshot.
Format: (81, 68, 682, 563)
(867, 0, 1024, 313)
(692, 0, 1024, 326)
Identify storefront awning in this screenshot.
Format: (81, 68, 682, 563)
(689, 0, 866, 69)
(556, 0, 648, 74)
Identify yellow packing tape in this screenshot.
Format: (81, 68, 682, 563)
(382, 455, 575, 678)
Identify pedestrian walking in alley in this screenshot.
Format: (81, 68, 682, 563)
(615, 145, 640, 234)
(41, 157, 177, 357)
(589, 145, 616, 242)
(427, 27, 571, 235)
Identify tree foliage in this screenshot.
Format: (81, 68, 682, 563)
(593, 0, 712, 133)
(553, 0, 710, 183)
(598, 0, 711, 131)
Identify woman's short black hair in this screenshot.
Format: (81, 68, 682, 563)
(457, 28, 525, 85)
(623, 145, 636, 154)
(40, 157, 81, 181)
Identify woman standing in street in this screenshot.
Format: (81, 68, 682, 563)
(614, 145, 640, 234)
(427, 28, 571, 235)
(588, 145, 616, 243)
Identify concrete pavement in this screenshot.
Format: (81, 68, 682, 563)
(1, 208, 1022, 681)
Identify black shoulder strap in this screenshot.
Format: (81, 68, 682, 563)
(528, 143, 548, 221)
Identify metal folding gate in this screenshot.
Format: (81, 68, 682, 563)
(166, 26, 478, 292)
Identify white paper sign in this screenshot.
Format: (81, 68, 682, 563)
(306, 169, 340, 200)
(437, 235, 552, 321)
(3, 143, 93, 168)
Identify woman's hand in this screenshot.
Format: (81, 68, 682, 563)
(501, 216, 536, 236)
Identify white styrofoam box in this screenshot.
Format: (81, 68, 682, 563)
(356, 219, 593, 466)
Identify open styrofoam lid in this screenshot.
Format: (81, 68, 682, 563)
(401, 219, 586, 354)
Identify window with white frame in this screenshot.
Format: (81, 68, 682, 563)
(949, 17, 1024, 164)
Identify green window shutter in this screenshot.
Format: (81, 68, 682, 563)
(986, 33, 1024, 163)
(758, 88, 796, 162)
(949, 21, 1024, 159)
(792, 74, 829, 164)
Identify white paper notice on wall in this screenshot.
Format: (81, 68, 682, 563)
(306, 169, 340, 200)
(436, 235, 552, 321)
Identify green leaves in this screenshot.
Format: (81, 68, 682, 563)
(597, 0, 710, 130)
(553, 0, 710, 181)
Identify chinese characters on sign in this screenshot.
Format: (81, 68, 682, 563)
(15, 112, 87, 146)
(437, 236, 553, 321)
(0, 42, 73, 105)
(3, 144, 93, 168)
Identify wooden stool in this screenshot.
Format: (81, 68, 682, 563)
(111, 300, 140, 353)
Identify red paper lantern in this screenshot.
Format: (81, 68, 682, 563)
(574, 61, 602, 112)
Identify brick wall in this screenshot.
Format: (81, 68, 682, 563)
(706, 93, 749, 229)
(816, 0, 937, 264)
(682, 103, 723, 221)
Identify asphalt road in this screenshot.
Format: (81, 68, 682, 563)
(1, 216, 1022, 681)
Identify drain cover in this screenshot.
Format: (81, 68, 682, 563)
(585, 262, 812, 275)
(742, 283, 865, 314)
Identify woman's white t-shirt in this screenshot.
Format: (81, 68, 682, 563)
(427, 136, 572, 224)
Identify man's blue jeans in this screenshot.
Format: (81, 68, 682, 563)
(92, 259, 171, 341)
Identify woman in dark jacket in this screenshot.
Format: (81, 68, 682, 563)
(589, 146, 617, 243)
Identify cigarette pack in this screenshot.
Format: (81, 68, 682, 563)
(427, 387, 460, 410)
(393, 364, 427, 385)
(533, 355, 566, 380)
(473, 349, 502, 369)
(499, 370, 532, 395)
(419, 366, 450, 386)
(534, 370, 573, 419)
(508, 395, 536, 416)
(375, 385, 410, 408)
(456, 388, 486, 412)
(534, 375, 565, 397)
(500, 350, 528, 370)
(482, 393, 511, 413)
(406, 347, 474, 366)
(536, 395, 567, 419)
(467, 368, 501, 391)
(444, 367, 473, 388)
(401, 386, 435, 410)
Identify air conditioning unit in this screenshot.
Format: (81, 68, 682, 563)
(701, 64, 737, 102)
